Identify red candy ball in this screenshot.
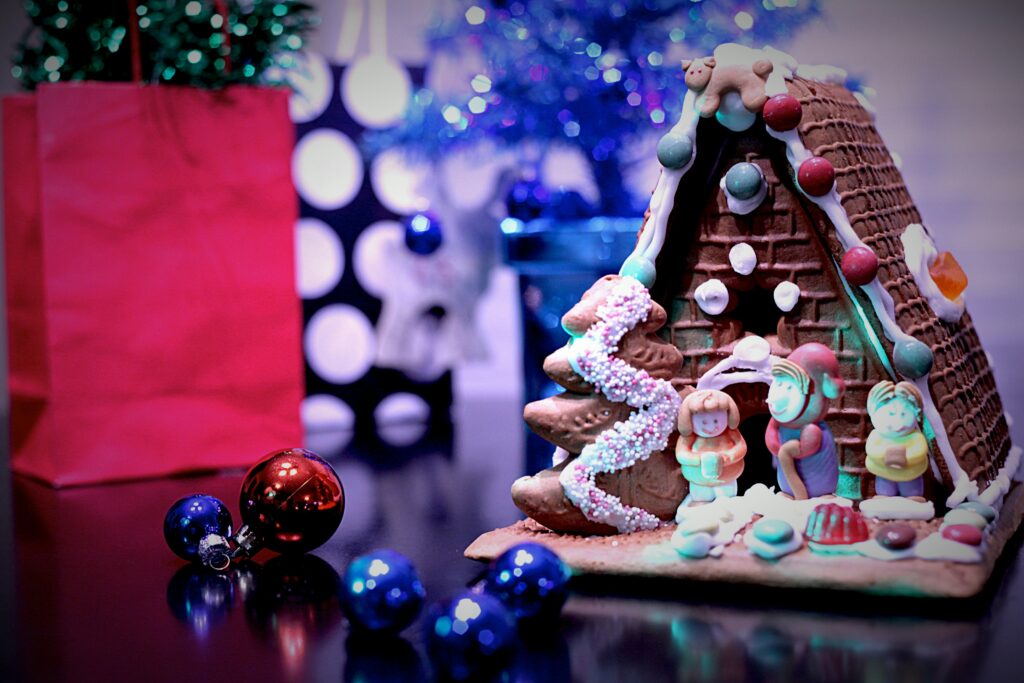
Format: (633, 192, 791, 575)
(941, 524, 982, 547)
(797, 156, 835, 197)
(239, 448, 345, 554)
(841, 246, 879, 285)
(763, 93, 802, 131)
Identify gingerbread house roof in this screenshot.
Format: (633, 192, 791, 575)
(788, 76, 1012, 501)
(626, 46, 1018, 508)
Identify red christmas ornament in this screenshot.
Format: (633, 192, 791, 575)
(804, 503, 869, 545)
(797, 156, 835, 197)
(840, 245, 879, 285)
(237, 448, 345, 555)
(763, 93, 802, 131)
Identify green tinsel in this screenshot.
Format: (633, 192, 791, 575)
(12, 0, 316, 89)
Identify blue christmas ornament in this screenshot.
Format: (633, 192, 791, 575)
(725, 162, 764, 200)
(484, 542, 572, 620)
(405, 212, 444, 255)
(425, 591, 517, 681)
(163, 494, 233, 562)
(656, 131, 693, 170)
(341, 549, 426, 633)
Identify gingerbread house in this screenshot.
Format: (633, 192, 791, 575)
(645, 65, 1014, 506)
(468, 45, 1023, 596)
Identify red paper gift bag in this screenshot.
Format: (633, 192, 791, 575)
(4, 83, 304, 486)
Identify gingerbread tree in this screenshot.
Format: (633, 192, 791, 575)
(512, 275, 689, 535)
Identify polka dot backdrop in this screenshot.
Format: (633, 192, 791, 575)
(290, 58, 452, 445)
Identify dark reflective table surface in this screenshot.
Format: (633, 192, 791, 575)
(2, 398, 1023, 682)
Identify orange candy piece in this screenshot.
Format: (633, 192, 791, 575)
(929, 251, 968, 300)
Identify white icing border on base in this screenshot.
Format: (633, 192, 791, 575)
(913, 533, 983, 564)
(859, 496, 935, 521)
(978, 445, 1022, 506)
(852, 539, 916, 562)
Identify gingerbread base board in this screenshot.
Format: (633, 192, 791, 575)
(466, 482, 1024, 598)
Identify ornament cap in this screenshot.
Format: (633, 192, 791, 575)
(198, 533, 234, 571)
(232, 524, 261, 558)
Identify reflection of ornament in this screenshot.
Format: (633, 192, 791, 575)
(797, 156, 835, 197)
(166, 564, 236, 637)
(245, 555, 343, 673)
(341, 55, 412, 129)
(236, 449, 346, 556)
(164, 494, 233, 562)
(485, 543, 571, 620)
(928, 251, 968, 301)
(341, 549, 426, 633)
(404, 213, 444, 256)
(344, 633, 426, 682)
(425, 592, 517, 681)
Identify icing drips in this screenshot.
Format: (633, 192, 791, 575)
(729, 242, 757, 275)
(773, 281, 800, 312)
(694, 278, 729, 316)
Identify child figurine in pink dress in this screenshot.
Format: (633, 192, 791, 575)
(676, 389, 747, 506)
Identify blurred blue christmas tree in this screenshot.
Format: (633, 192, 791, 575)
(371, 0, 822, 216)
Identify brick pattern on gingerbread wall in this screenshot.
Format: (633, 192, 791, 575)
(789, 77, 1011, 492)
(659, 131, 891, 499)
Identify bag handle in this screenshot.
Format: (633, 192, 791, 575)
(126, 0, 233, 83)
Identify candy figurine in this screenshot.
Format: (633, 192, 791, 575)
(485, 542, 571, 620)
(676, 390, 747, 505)
(341, 549, 426, 633)
(865, 381, 929, 499)
(163, 494, 233, 563)
(765, 343, 845, 500)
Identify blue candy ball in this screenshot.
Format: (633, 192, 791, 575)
(341, 549, 426, 633)
(425, 591, 517, 681)
(725, 162, 764, 200)
(656, 132, 693, 169)
(619, 255, 657, 288)
(893, 338, 934, 379)
(163, 494, 233, 562)
(484, 542, 571, 620)
(404, 212, 444, 255)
